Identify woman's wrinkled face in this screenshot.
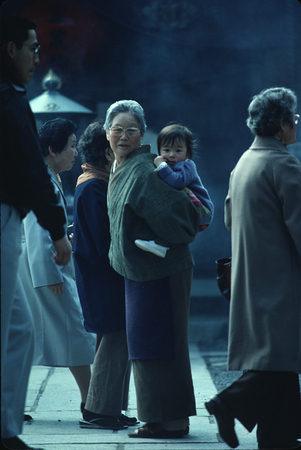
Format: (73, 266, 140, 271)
(282, 120, 297, 146)
(106, 113, 143, 165)
(55, 133, 78, 173)
(275, 113, 299, 147)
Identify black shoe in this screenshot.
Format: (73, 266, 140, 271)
(128, 422, 185, 439)
(183, 426, 189, 435)
(2, 436, 44, 449)
(205, 395, 239, 448)
(80, 402, 85, 415)
(79, 414, 128, 430)
(23, 415, 33, 422)
(118, 413, 139, 426)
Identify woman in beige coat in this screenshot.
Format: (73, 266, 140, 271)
(205, 87, 301, 450)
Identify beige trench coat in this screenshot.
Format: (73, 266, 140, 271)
(225, 136, 301, 373)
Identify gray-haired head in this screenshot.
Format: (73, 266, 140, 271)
(103, 100, 147, 135)
(78, 121, 109, 168)
(246, 87, 297, 136)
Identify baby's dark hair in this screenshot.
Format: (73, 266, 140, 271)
(157, 124, 195, 158)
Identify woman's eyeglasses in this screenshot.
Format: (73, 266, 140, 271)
(110, 126, 140, 137)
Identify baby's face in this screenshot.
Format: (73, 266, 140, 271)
(159, 139, 188, 167)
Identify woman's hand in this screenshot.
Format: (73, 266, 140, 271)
(154, 155, 166, 167)
(47, 282, 63, 295)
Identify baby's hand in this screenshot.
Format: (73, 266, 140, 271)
(154, 155, 166, 167)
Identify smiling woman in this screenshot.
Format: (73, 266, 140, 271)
(105, 101, 145, 165)
(105, 100, 201, 439)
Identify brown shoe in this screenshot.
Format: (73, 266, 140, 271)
(128, 422, 185, 438)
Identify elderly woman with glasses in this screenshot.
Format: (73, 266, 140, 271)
(105, 100, 202, 439)
(205, 87, 301, 450)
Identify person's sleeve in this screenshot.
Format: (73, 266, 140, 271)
(156, 160, 195, 189)
(23, 212, 64, 288)
(194, 180, 214, 219)
(23, 108, 66, 240)
(224, 172, 233, 231)
(276, 155, 301, 256)
(157, 160, 214, 229)
(73, 181, 111, 263)
(3, 96, 66, 240)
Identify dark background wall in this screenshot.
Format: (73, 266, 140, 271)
(2, 0, 301, 278)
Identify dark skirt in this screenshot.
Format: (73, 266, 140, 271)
(126, 268, 196, 422)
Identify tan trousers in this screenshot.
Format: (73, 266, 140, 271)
(85, 329, 131, 416)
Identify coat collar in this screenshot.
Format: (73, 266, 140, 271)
(111, 144, 151, 173)
(122, 144, 151, 163)
(0, 78, 26, 95)
(250, 135, 288, 152)
(47, 167, 67, 207)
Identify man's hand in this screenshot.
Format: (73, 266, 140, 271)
(53, 235, 71, 266)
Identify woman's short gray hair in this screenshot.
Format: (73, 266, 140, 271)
(246, 87, 297, 136)
(103, 100, 147, 135)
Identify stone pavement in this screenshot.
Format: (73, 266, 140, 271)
(22, 344, 258, 450)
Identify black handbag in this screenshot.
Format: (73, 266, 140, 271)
(215, 257, 231, 301)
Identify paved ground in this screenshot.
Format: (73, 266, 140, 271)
(18, 280, 300, 450)
(22, 344, 259, 450)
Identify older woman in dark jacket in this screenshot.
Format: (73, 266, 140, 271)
(73, 121, 137, 430)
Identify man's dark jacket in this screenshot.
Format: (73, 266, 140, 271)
(1, 78, 66, 240)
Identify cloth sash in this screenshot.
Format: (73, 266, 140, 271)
(124, 276, 175, 360)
